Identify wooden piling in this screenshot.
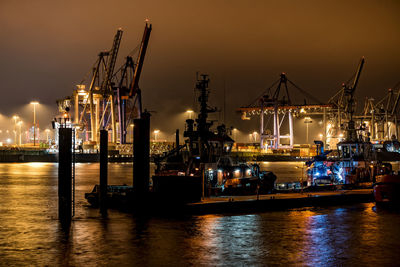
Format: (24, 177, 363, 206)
(58, 127, 72, 224)
(99, 129, 108, 214)
(133, 112, 150, 197)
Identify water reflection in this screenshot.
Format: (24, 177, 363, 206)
(0, 163, 400, 265)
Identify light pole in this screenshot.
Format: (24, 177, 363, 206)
(30, 101, 39, 146)
(12, 115, 19, 145)
(186, 110, 193, 120)
(45, 129, 50, 143)
(18, 121, 22, 146)
(304, 117, 313, 144)
(154, 129, 160, 141)
(253, 131, 258, 142)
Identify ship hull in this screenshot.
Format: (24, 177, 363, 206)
(373, 175, 400, 205)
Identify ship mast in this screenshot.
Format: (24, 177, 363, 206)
(195, 74, 217, 160)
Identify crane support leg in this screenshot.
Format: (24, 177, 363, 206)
(289, 111, 294, 148)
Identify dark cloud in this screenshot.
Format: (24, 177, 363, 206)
(0, 0, 399, 140)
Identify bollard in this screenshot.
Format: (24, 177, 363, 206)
(133, 112, 150, 197)
(99, 129, 108, 215)
(58, 127, 72, 224)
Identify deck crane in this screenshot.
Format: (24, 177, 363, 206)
(116, 22, 152, 144)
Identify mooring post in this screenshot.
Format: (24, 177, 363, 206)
(133, 112, 150, 198)
(99, 129, 108, 214)
(58, 127, 72, 224)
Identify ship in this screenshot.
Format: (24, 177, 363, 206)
(306, 57, 400, 195)
(373, 167, 400, 205)
(85, 74, 276, 207)
(152, 74, 276, 198)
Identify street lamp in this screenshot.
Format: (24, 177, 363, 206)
(253, 131, 258, 142)
(304, 117, 313, 144)
(45, 129, 50, 143)
(12, 115, 19, 145)
(186, 110, 194, 120)
(18, 121, 22, 146)
(30, 101, 39, 146)
(13, 130, 16, 146)
(154, 129, 160, 141)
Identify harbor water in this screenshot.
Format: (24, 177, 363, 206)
(0, 163, 400, 266)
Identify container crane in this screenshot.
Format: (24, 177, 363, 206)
(116, 22, 152, 144)
(342, 57, 365, 141)
(77, 29, 123, 143)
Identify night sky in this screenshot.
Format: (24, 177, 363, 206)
(0, 0, 399, 141)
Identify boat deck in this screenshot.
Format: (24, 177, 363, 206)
(185, 189, 373, 214)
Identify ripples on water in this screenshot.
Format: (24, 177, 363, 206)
(0, 163, 399, 266)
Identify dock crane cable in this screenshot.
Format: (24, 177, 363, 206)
(245, 79, 280, 108)
(287, 79, 323, 105)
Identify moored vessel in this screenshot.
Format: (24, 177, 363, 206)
(373, 168, 400, 205)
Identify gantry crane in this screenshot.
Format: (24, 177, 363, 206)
(116, 23, 152, 144)
(75, 29, 123, 143)
(361, 81, 400, 140)
(238, 72, 329, 149)
(65, 23, 151, 147)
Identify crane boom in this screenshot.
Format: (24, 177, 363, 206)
(129, 23, 152, 98)
(350, 57, 365, 95)
(102, 29, 123, 93)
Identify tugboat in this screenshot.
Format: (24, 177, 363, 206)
(153, 74, 276, 197)
(307, 58, 374, 189)
(307, 58, 400, 198)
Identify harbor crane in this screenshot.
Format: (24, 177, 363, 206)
(116, 23, 152, 144)
(58, 23, 152, 148)
(361, 81, 400, 140)
(238, 73, 330, 149)
(329, 57, 365, 142)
